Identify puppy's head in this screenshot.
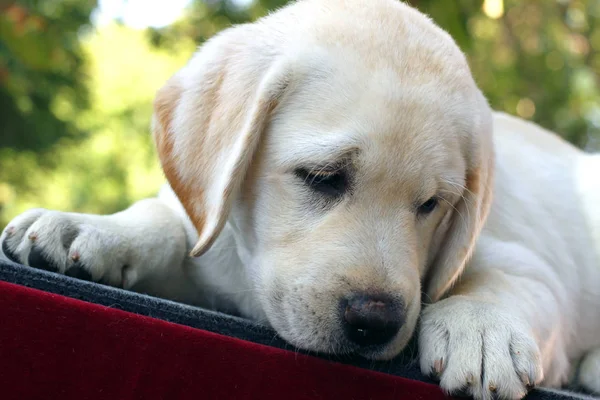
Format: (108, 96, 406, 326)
(152, 0, 494, 360)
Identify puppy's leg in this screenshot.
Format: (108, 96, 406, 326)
(1, 198, 193, 300)
(420, 237, 571, 400)
(578, 348, 600, 394)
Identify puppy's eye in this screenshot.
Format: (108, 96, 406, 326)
(295, 168, 348, 197)
(417, 197, 438, 215)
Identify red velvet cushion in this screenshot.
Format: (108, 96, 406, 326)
(0, 280, 450, 399)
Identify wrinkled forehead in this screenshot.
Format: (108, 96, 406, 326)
(265, 46, 475, 178)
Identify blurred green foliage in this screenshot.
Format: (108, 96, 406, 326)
(0, 0, 95, 153)
(1, 0, 599, 227)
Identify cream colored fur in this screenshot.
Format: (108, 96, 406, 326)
(2, 1, 599, 399)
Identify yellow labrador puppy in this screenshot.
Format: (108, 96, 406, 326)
(2, 0, 599, 398)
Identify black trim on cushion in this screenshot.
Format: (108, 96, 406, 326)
(0, 259, 596, 400)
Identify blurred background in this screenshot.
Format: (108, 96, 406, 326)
(1, 0, 600, 227)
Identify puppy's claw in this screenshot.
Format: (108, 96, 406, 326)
(465, 373, 475, 387)
(70, 251, 80, 262)
(519, 373, 531, 388)
(433, 358, 444, 375)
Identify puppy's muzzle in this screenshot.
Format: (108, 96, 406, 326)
(341, 293, 404, 347)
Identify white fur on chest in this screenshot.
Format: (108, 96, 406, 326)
(158, 185, 265, 320)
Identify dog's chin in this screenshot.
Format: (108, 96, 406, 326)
(267, 301, 418, 360)
(278, 327, 413, 361)
(357, 331, 413, 361)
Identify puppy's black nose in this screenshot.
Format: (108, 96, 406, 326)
(342, 294, 403, 347)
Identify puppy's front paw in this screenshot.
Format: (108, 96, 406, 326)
(419, 297, 543, 400)
(1, 209, 134, 288)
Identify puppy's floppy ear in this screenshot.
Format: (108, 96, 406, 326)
(425, 94, 495, 302)
(152, 27, 291, 257)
